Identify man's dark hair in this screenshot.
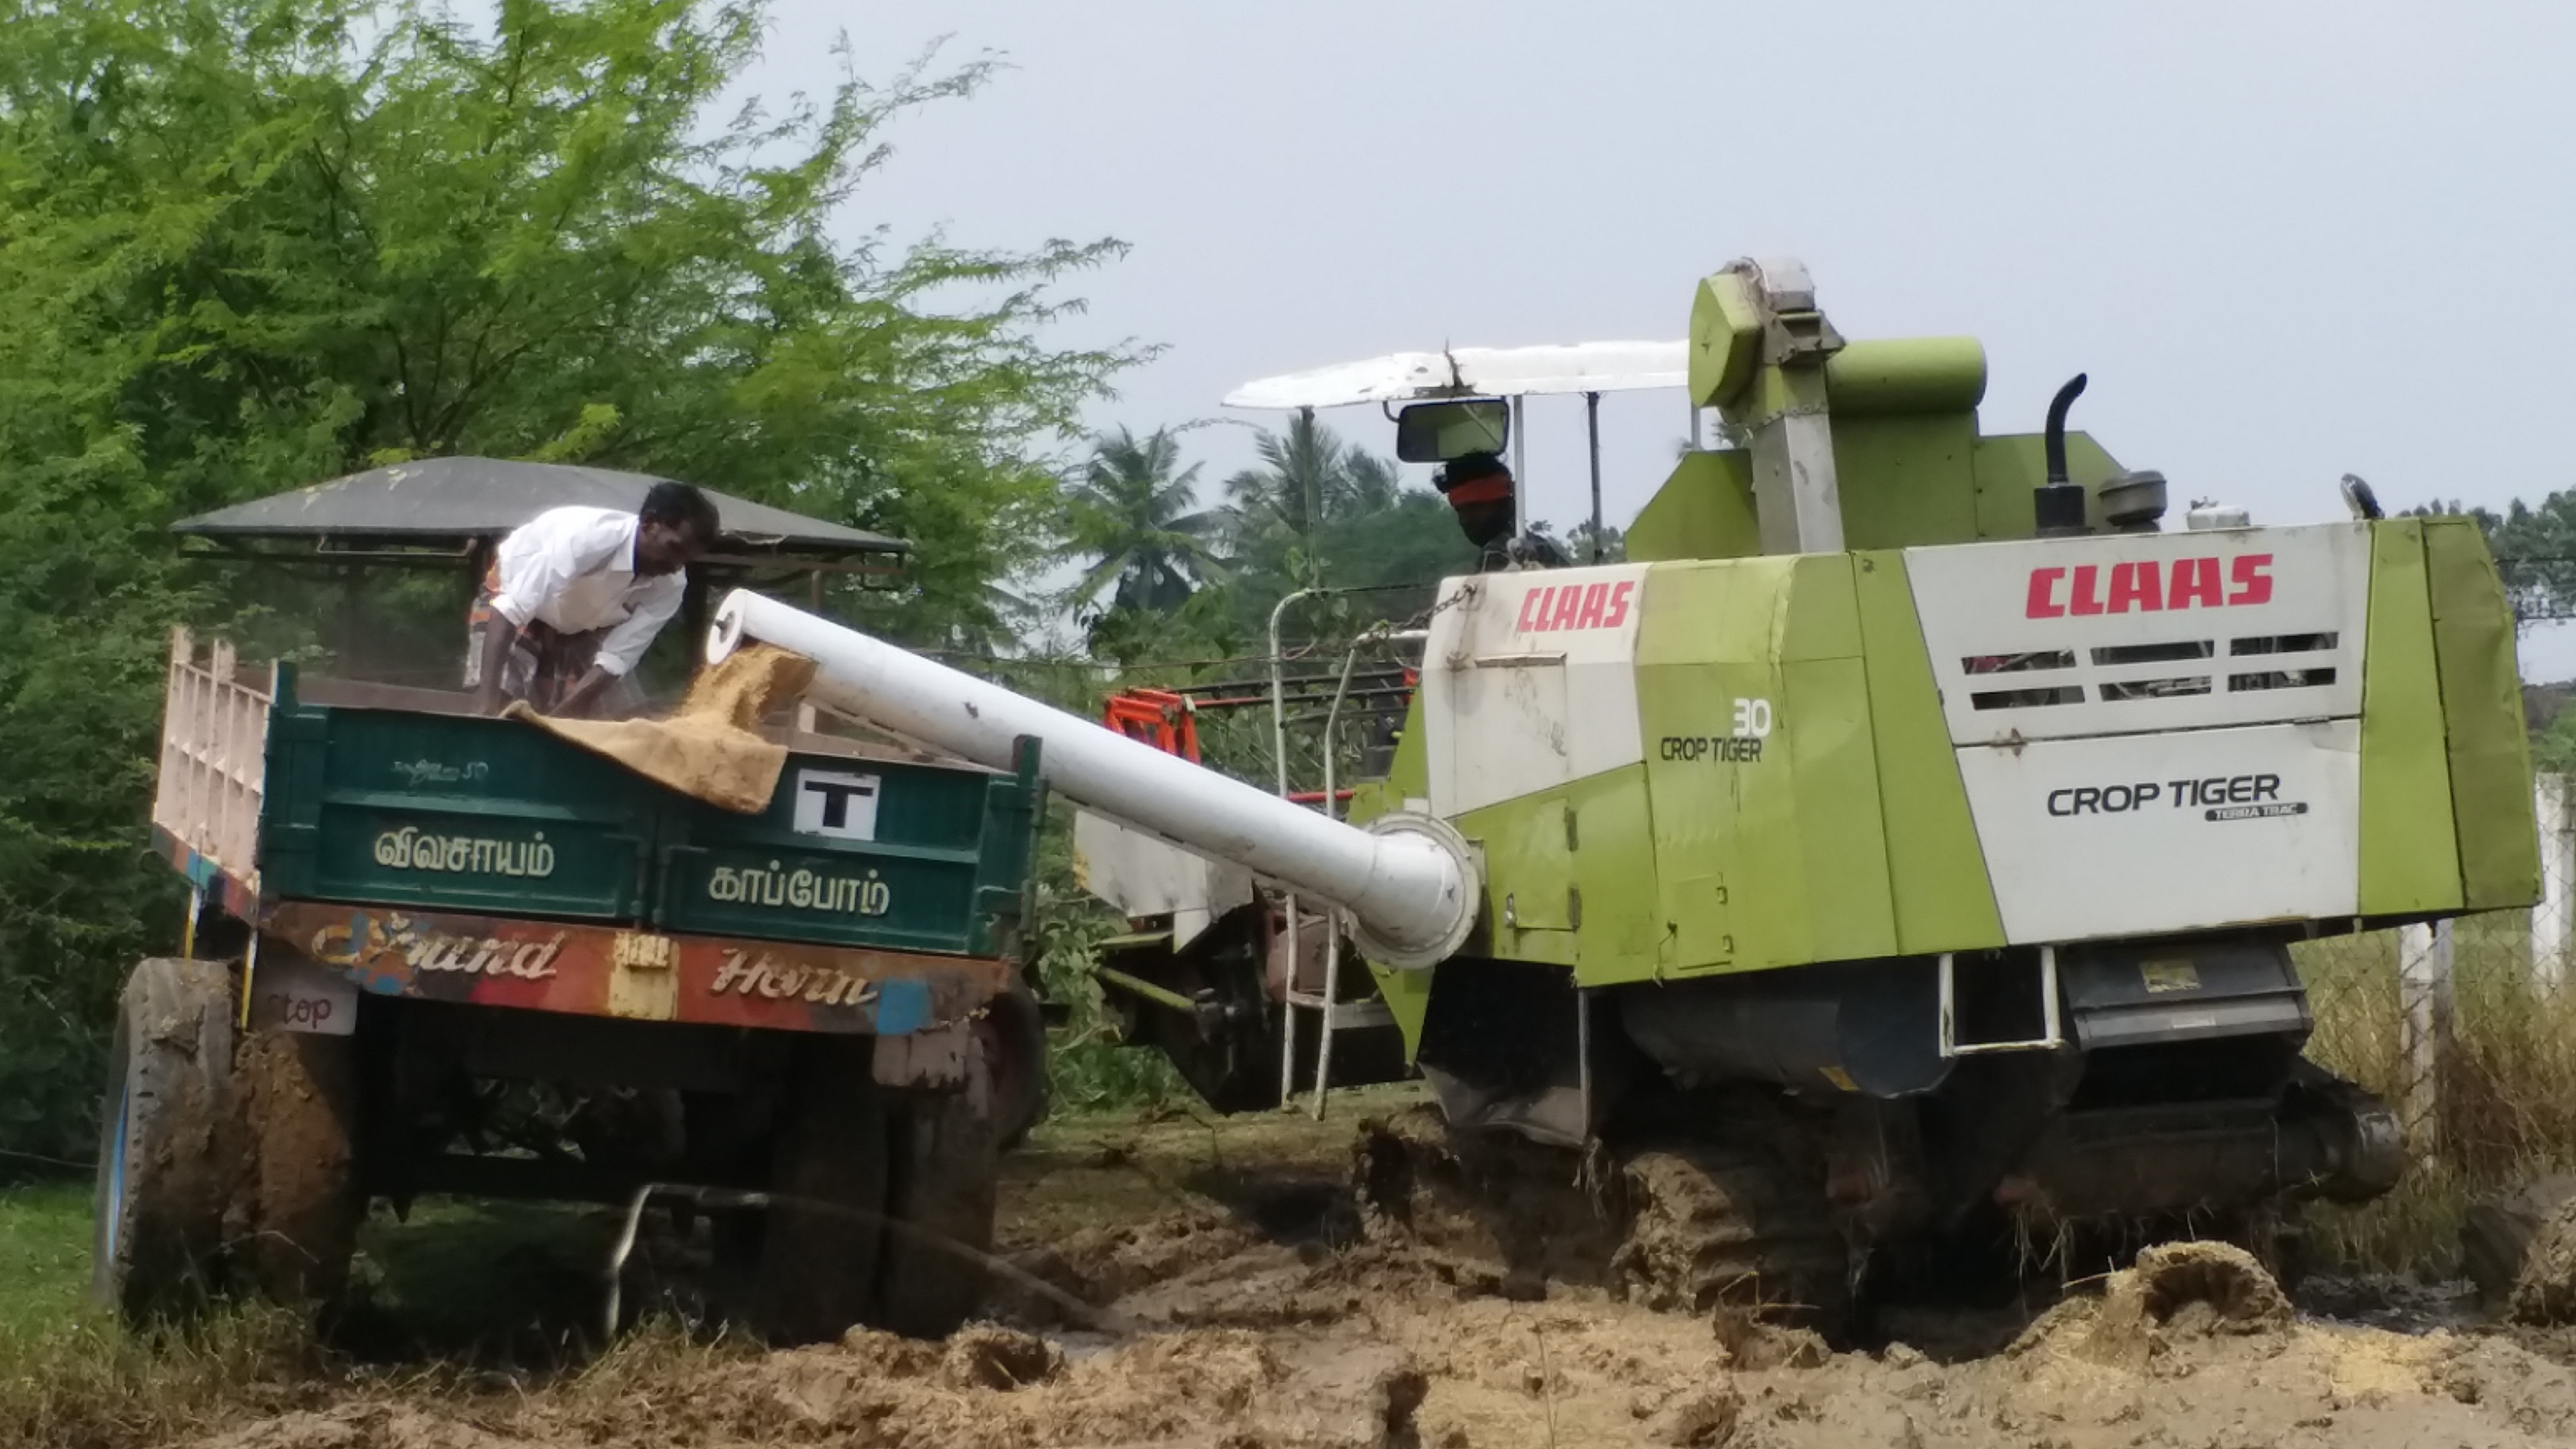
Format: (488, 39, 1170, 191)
(1433, 452, 1512, 495)
(640, 480, 721, 541)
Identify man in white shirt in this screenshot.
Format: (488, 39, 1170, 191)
(465, 482, 721, 718)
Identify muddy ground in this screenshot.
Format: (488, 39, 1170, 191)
(201, 1085, 2576, 1449)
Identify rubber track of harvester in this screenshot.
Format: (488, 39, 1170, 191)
(1353, 1107, 1627, 1292)
(1612, 1142, 1851, 1333)
(1353, 1107, 1851, 1333)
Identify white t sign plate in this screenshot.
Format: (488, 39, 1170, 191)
(792, 769, 883, 841)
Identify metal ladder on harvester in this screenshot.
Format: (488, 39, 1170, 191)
(1273, 625, 1424, 1118)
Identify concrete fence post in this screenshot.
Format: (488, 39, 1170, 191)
(2533, 774, 2574, 992)
(2398, 917, 2455, 1159)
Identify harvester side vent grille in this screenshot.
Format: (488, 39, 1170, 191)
(1971, 685, 2083, 711)
(2091, 641, 2214, 666)
(2231, 632, 2338, 656)
(2230, 668, 2338, 692)
(1963, 651, 2076, 675)
(2099, 676, 2213, 701)
(1959, 634, 2342, 711)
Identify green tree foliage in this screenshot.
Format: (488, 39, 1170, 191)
(2532, 709, 2576, 775)
(1065, 426, 1226, 617)
(1566, 519, 1627, 564)
(1221, 412, 1363, 545)
(1021, 798, 1186, 1112)
(1291, 487, 1480, 626)
(2404, 495, 2576, 627)
(1214, 414, 1478, 633)
(1078, 585, 1247, 671)
(1051, 413, 1479, 678)
(0, 0, 1138, 1158)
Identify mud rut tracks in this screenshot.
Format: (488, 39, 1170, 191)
(167, 1097, 2576, 1449)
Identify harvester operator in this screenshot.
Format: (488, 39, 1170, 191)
(1434, 452, 1568, 572)
(465, 482, 721, 719)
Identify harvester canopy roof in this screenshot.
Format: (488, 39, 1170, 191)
(172, 456, 905, 571)
(1223, 340, 1687, 410)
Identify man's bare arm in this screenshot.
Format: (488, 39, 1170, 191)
(551, 665, 618, 718)
(473, 619, 522, 715)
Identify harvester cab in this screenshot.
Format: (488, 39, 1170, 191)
(708, 257, 2542, 1331)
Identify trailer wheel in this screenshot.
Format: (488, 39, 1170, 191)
(875, 1040, 1001, 1338)
(751, 1036, 892, 1346)
(978, 978, 1049, 1153)
(91, 958, 244, 1325)
(236, 1024, 363, 1313)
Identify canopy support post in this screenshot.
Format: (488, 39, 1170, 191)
(1585, 390, 1603, 562)
(337, 564, 363, 678)
(1299, 405, 1319, 536)
(1509, 395, 1528, 537)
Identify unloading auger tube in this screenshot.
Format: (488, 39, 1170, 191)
(707, 589, 1481, 969)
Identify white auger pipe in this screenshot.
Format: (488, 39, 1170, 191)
(708, 589, 1480, 969)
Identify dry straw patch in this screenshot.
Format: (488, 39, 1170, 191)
(2297, 917, 2576, 1272)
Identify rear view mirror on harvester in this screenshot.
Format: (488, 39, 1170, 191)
(1393, 398, 1509, 462)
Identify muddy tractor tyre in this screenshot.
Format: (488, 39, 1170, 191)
(91, 957, 245, 1325)
(236, 1024, 363, 1314)
(875, 1046, 1002, 1339)
(752, 1036, 893, 1346)
(978, 977, 1049, 1154)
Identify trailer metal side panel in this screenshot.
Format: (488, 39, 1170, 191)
(653, 742, 1043, 956)
(258, 666, 659, 921)
(157, 630, 1040, 962)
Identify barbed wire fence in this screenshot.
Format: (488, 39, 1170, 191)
(2294, 774, 2576, 1186)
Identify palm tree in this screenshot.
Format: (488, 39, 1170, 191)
(1222, 411, 1361, 541)
(1566, 518, 1627, 564)
(1212, 413, 1481, 631)
(1066, 427, 1227, 613)
(1339, 446, 1402, 516)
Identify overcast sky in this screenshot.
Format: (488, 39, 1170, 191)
(730, 0, 2576, 673)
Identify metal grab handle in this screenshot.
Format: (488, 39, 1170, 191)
(1938, 947, 2063, 1058)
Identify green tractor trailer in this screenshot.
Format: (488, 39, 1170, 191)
(707, 258, 2542, 1330)
(96, 461, 1049, 1344)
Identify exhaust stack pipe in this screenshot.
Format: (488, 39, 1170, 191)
(707, 589, 1481, 969)
(2034, 372, 2091, 538)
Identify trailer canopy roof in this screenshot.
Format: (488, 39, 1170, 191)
(1223, 340, 1687, 411)
(172, 457, 904, 572)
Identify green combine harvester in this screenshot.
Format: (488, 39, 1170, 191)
(732, 258, 2540, 1332)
